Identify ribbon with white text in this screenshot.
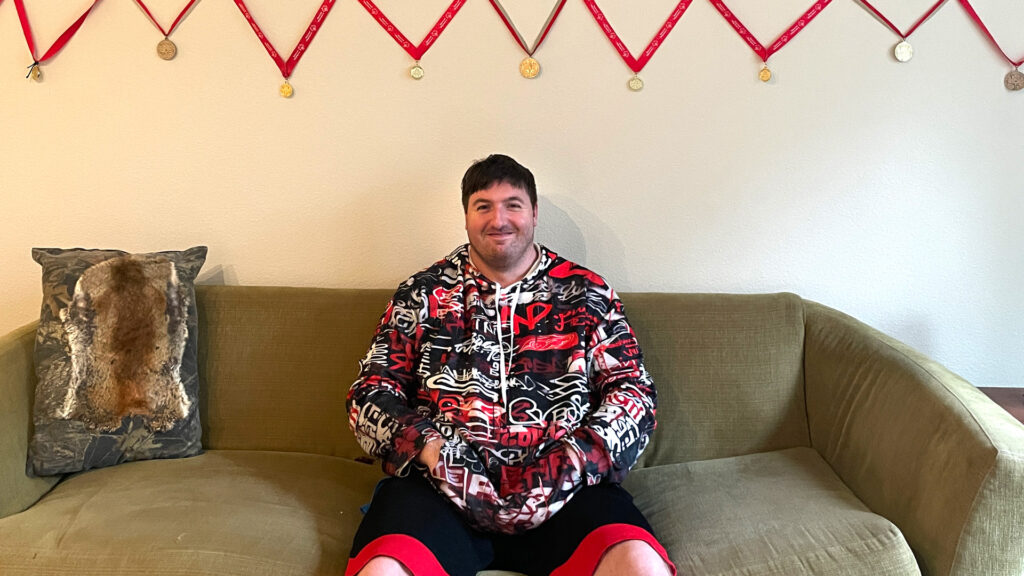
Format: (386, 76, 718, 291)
(708, 0, 833, 80)
(358, 0, 467, 78)
(582, 0, 694, 90)
(234, 0, 336, 96)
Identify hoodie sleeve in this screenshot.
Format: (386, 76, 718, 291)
(567, 289, 657, 485)
(346, 290, 444, 477)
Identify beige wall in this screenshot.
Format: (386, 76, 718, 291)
(2, 0, 1022, 386)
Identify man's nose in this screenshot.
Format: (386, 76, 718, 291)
(491, 206, 509, 226)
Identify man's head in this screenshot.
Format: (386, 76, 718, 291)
(461, 154, 537, 213)
(461, 155, 539, 284)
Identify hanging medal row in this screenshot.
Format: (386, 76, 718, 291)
(7, 0, 1024, 96)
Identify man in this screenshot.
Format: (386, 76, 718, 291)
(345, 155, 675, 576)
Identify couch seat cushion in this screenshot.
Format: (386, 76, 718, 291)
(0, 450, 383, 575)
(624, 447, 920, 575)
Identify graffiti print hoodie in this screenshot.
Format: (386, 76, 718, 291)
(346, 244, 657, 534)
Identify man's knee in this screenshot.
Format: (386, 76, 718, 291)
(594, 540, 673, 576)
(352, 556, 412, 576)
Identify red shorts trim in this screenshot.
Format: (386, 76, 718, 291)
(550, 523, 677, 576)
(344, 534, 450, 576)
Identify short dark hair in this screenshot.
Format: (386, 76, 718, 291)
(461, 154, 537, 212)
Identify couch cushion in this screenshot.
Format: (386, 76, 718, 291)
(624, 447, 920, 575)
(621, 293, 809, 467)
(0, 450, 383, 576)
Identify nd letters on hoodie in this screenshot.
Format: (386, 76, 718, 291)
(347, 244, 657, 535)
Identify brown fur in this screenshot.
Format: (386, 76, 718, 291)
(61, 255, 191, 432)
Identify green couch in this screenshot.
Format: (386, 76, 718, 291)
(1, 286, 1021, 575)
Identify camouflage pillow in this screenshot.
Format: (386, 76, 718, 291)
(29, 246, 208, 476)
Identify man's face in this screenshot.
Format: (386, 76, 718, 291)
(464, 182, 538, 279)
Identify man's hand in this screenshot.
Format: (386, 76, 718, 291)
(417, 438, 444, 471)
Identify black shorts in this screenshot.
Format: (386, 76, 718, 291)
(345, 474, 674, 576)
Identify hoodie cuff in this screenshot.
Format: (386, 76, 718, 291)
(384, 419, 444, 477)
(567, 426, 616, 485)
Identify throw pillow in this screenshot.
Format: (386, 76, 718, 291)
(29, 246, 208, 476)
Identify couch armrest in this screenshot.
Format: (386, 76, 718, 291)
(0, 323, 60, 519)
(804, 301, 1024, 576)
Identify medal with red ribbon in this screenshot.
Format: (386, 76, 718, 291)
(709, 0, 833, 82)
(13, 0, 102, 82)
(358, 0, 468, 80)
(133, 0, 200, 61)
(234, 0, 336, 98)
(856, 0, 948, 62)
(958, 0, 1024, 91)
(489, 0, 567, 79)
(583, 0, 694, 91)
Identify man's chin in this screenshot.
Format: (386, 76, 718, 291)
(470, 240, 534, 269)
(471, 246, 511, 265)
(478, 251, 513, 267)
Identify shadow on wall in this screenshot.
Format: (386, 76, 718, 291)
(537, 195, 632, 290)
(537, 197, 586, 262)
(885, 313, 935, 364)
(197, 265, 238, 287)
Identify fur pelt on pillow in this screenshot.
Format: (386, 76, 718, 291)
(30, 246, 207, 476)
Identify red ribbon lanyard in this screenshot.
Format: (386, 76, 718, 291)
(708, 0, 832, 63)
(583, 0, 694, 74)
(234, 0, 336, 79)
(958, 0, 1024, 67)
(856, 0, 948, 40)
(358, 0, 467, 61)
(13, 0, 102, 66)
(134, 0, 200, 38)
(489, 0, 567, 57)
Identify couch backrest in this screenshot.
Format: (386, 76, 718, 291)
(623, 292, 810, 467)
(195, 286, 811, 465)
(196, 285, 388, 460)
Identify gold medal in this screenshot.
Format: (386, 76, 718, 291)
(759, 65, 772, 83)
(410, 63, 425, 80)
(627, 74, 644, 91)
(1005, 69, 1024, 92)
(157, 38, 177, 61)
(893, 40, 913, 63)
(29, 64, 42, 82)
(519, 57, 540, 79)
(280, 80, 294, 98)
(492, 0, 564, 81)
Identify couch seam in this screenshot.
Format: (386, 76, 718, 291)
(806, 302, 1008, 457)
(947, 457, 998, 576)
(797, 297, 812, 450)
(854, 314, 996, 449)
